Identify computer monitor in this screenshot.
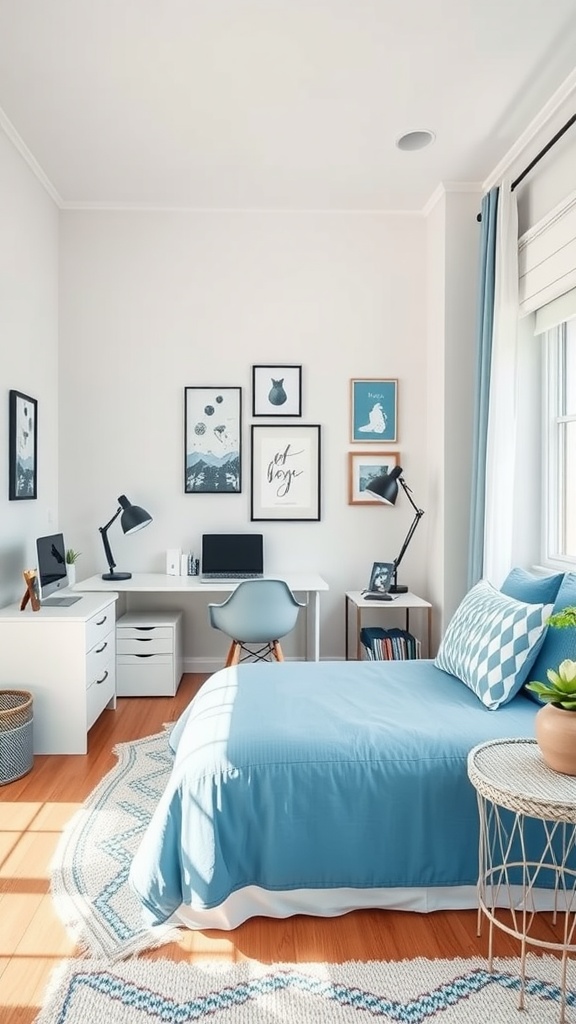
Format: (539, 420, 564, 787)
(36, 532, 69, 599)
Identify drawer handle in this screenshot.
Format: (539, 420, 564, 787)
(135, 627, 154, 632)
(96, 615, 108, 626)
(133, 637, 152, 643)
(96, 669, 109, 685)
(135, 654, 154, 659)
(95, 642, 108, 654)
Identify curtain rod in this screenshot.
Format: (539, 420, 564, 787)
(476, 112, 576, 222)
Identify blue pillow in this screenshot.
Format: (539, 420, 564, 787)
(523, 572, 576, 703)
(435, 579, 552, 710)
(500, 567, 564, 606)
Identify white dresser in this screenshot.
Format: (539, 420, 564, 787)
(116, 611, 183, 697)
(0, 592, 117, 754)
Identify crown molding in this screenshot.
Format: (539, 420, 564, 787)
(0, 104, 62, 206)
(59, 201, 423, 215)
(422, 182, 483, 217)
(483, 68, 576, 192)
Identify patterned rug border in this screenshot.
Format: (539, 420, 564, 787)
(50, 728, 180, 960)
(34, 954, 576, 1024)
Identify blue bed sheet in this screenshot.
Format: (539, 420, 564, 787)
(129, 660, 538, 925)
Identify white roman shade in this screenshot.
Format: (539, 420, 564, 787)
(518, 188, 576, 317)
(534, 287, 576, 334)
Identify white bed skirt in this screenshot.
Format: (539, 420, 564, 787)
(160, 884, 558, 932)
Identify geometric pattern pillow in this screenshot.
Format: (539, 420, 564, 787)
(434, 579, 552, 710)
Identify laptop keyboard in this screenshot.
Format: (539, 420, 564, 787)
(201, 572, 263, 581)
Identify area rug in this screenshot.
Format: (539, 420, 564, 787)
(50, 730, 180, 960)
(34, 955, 575, 1023)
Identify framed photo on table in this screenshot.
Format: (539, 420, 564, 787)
(184, 386, 242, 493)
(251, 423, 321, 521)
(9, 390, 37, 500)
(348, 451, 399, 504)
(367, 561, 395, 594)
(351, 378, 398, 442)
(252, 365, 302, 417)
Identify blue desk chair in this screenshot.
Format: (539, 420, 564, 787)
(208, 579, 305, 666)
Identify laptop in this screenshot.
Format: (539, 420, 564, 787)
(200, 533, 264, 583)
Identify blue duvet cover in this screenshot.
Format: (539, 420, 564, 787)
(129, 660, 538, 924)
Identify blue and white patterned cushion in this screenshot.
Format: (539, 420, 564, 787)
(434, 579, 552, 710)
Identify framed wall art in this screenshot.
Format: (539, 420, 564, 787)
(251, 423, 321, 521)
(184, 386, 242, 493)
(9, 389, 37, 500)
(252, 364, 302, 417)
(348, 451, 399, 504)
(351, 378, 398, 443)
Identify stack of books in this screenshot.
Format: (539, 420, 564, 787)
(359, 626, 421, 661)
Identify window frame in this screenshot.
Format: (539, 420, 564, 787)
(543, 320, 576, 570)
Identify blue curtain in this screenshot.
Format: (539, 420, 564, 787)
(468, 187, 499, 587)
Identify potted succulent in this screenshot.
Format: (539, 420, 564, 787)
(65, 548, 81, 587)
(526, 606, 576, 775)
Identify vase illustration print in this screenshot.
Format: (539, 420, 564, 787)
(268, 379, 287, 406)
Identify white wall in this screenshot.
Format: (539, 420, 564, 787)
(0, 130, 59, 608)
(425, 188, 481, 647)
(59, 210, 429, 662)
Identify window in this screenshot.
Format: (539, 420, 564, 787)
(544, 318, 576, 567)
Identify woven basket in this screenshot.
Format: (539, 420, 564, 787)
(0, 690, 34, 785)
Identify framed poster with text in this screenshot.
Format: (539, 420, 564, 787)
(250, 424, 321, 521)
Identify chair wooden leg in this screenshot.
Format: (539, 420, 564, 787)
(272, 641, 284, 662)
(225, 642, 241, 667)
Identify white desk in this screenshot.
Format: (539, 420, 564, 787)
(0, 592, 118, 754)
(76, 573, 329, 662)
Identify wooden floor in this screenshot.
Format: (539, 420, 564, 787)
(0, 673, 566, 1023)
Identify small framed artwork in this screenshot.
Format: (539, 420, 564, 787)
(251, 423, 321, 521)
(252, 364, 302, 417)
(351, 378, 398, 442)
(9, 390, 37, 500)
(348, 451, 399, 504)
(184, 386, 242, 493)
(367, 561, 395, 594)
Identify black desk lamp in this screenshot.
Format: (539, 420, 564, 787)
(99, 494, 153, 581)
(366, 466, 424, 594)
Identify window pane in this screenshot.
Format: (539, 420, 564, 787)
(561, 420, 576, 559)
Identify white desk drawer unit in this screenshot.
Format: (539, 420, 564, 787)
(116, 611, 183, 697)
(0, 593, 117, 755)
(86, 619, 116, 731)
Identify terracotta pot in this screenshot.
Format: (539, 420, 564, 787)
(535, 702, 576, 775)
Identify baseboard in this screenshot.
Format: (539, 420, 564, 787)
(183, 656, 343, 673)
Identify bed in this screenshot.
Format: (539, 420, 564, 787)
(129, 657, 546, 931)
(129, 569, 575, 931)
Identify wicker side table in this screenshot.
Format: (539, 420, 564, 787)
(0, 690, 34, 784)
(468, 738, 576, 1023)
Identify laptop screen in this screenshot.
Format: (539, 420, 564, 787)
(201, 533, 264, 575)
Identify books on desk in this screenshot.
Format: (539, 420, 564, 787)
(360, 626, 421, 661)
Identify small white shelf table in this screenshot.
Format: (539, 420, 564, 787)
(468, 738, 576, 1023)
(344, 590, 432, 660)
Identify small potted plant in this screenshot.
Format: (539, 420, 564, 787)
(526, 606, 576, 775)
(65, 548, 81, 587)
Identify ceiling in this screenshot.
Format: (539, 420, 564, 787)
(0, 1, 575, 211)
